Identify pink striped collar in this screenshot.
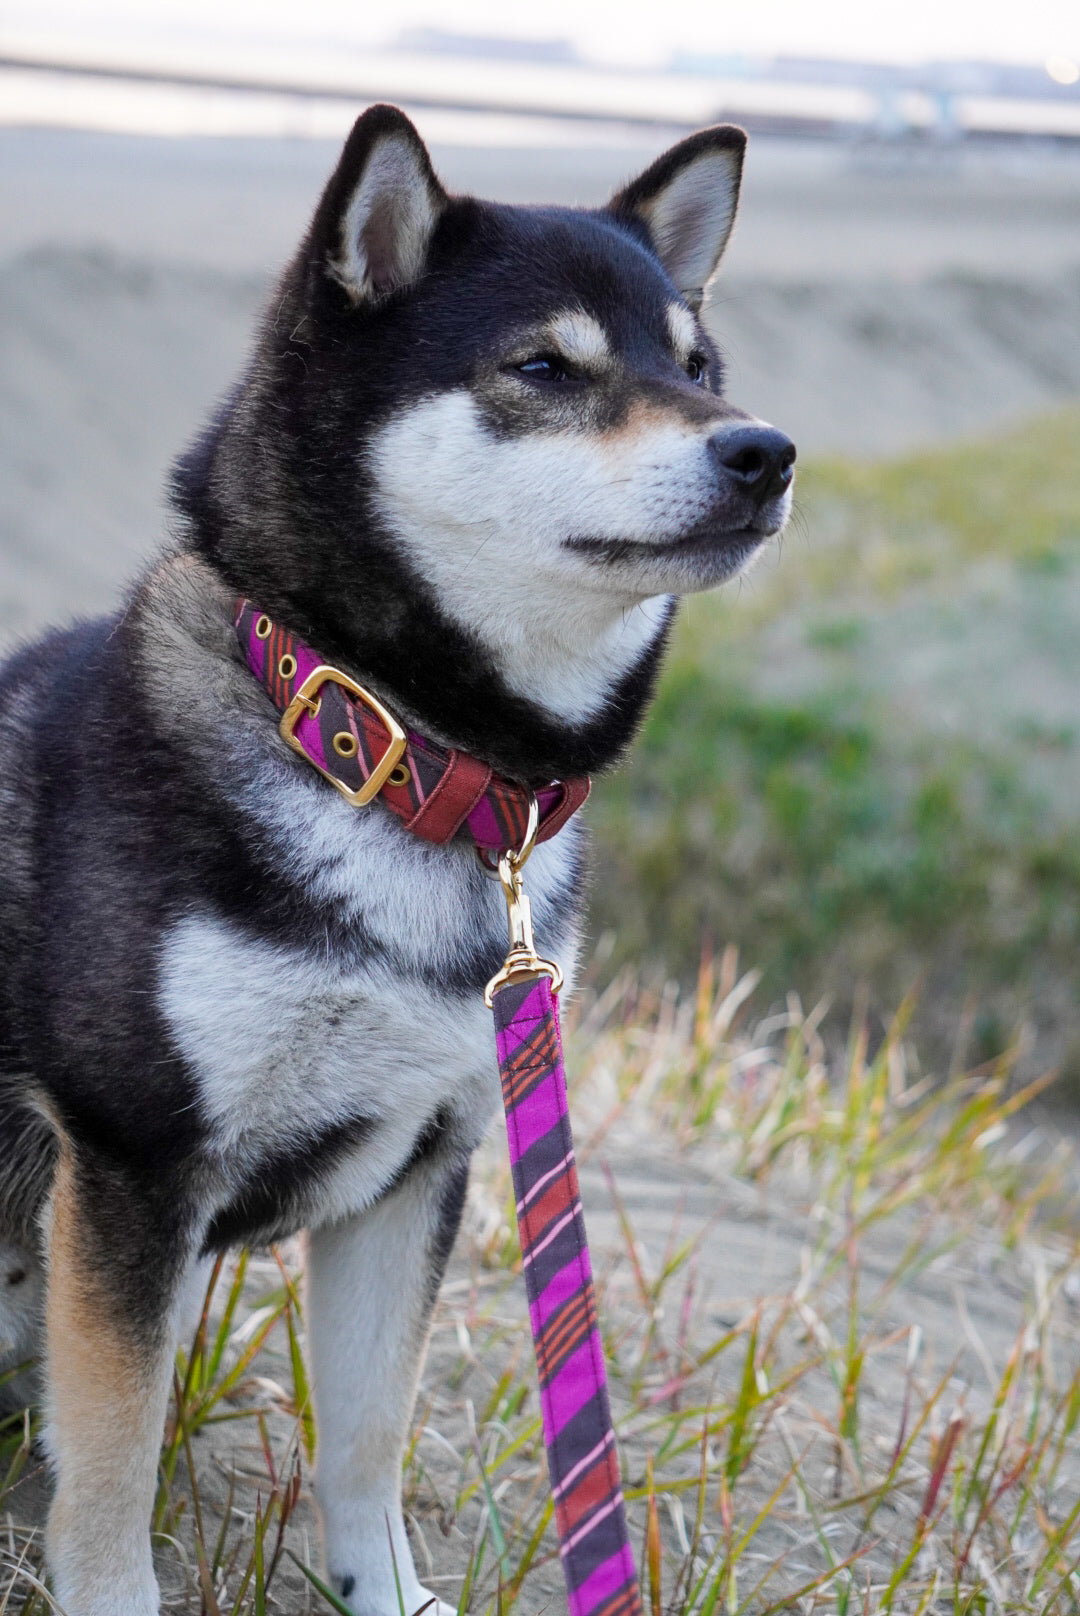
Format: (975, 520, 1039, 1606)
(234, 598, 590, 851)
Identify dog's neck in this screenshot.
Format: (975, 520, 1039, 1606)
(278, 570, 672, 784)
(404, 567, 676, 731)
(178, 533, 675, 787)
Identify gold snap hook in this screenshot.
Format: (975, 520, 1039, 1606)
(482, 792, 563, 1007)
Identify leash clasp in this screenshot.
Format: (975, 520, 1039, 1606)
(482, 794, 564, 1008)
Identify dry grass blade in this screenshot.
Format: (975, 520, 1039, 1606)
(0, 961, 1074, 1613)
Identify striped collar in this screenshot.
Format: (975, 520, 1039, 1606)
(234, 599, 590, 852)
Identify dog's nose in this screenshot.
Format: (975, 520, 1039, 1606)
(711, 425, 796, 502)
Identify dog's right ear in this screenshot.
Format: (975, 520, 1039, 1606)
(308, 105, 447, 305)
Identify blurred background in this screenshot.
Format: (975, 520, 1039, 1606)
(2, 1, 1079, 1082)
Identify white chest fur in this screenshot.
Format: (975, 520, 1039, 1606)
(157, 762, 581, 1229)
(159, 916, 497, 1223)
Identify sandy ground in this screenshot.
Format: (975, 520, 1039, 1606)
(1, 1113, 1068, 1612)
(2, 128, 1080, 644)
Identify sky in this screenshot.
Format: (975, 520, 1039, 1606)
(9, 0, 1080, 70)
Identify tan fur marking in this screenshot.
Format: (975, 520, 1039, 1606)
(598, 397, 718, 450)
(546, 309, 611, 372)
(45, 1153, 172, 1613)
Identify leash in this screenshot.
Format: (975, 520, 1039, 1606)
(482, 802, 642, 1616)
(235, 603, 641, 1614)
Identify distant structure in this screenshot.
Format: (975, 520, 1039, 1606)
(2, 21, 1078, 147)
(395, 28, 580, 66)
(665, 49, 1080, 144)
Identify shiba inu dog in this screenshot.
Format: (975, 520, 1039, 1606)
(0, 105, 793, 1613)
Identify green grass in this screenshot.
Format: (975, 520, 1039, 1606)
(588, 406, 1080, 1073)
(803, 406, 1080, 579)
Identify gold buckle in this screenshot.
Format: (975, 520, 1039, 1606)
(279, 664, 407, 808)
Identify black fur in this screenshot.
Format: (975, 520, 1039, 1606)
(427, 1159, 471, 1310)
(203, 1113, 377, 1253)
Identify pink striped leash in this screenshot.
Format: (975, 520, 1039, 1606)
(483, 808, 643, 1616)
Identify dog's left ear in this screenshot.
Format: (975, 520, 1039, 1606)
(608, 126, 746, 311)
(309, 104, 448, 304)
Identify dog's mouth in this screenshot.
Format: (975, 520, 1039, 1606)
(564, 512, 781, 577)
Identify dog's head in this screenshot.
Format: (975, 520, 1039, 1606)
(309, 105, 791, 586)
(179, 105, 794, 770)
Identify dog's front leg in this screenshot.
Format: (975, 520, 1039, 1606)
(306, 1148, 469, 1616)
(43, 1150, 191, 1616)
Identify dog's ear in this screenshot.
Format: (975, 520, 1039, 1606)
(608, 126, 746, 311)
(309, 104, 447, 304)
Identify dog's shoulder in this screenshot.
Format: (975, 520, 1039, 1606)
(0, 614, 122, 990)
(0, 551, 584, 1238)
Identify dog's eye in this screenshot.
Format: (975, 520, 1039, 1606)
(516, 355, 572, 384)
(686, 354, 707, 385)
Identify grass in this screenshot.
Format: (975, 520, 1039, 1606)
(587, 405, 1080, 1076)
(423, 958, 1080, 1616)
(0, 956, 1075, 1612)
